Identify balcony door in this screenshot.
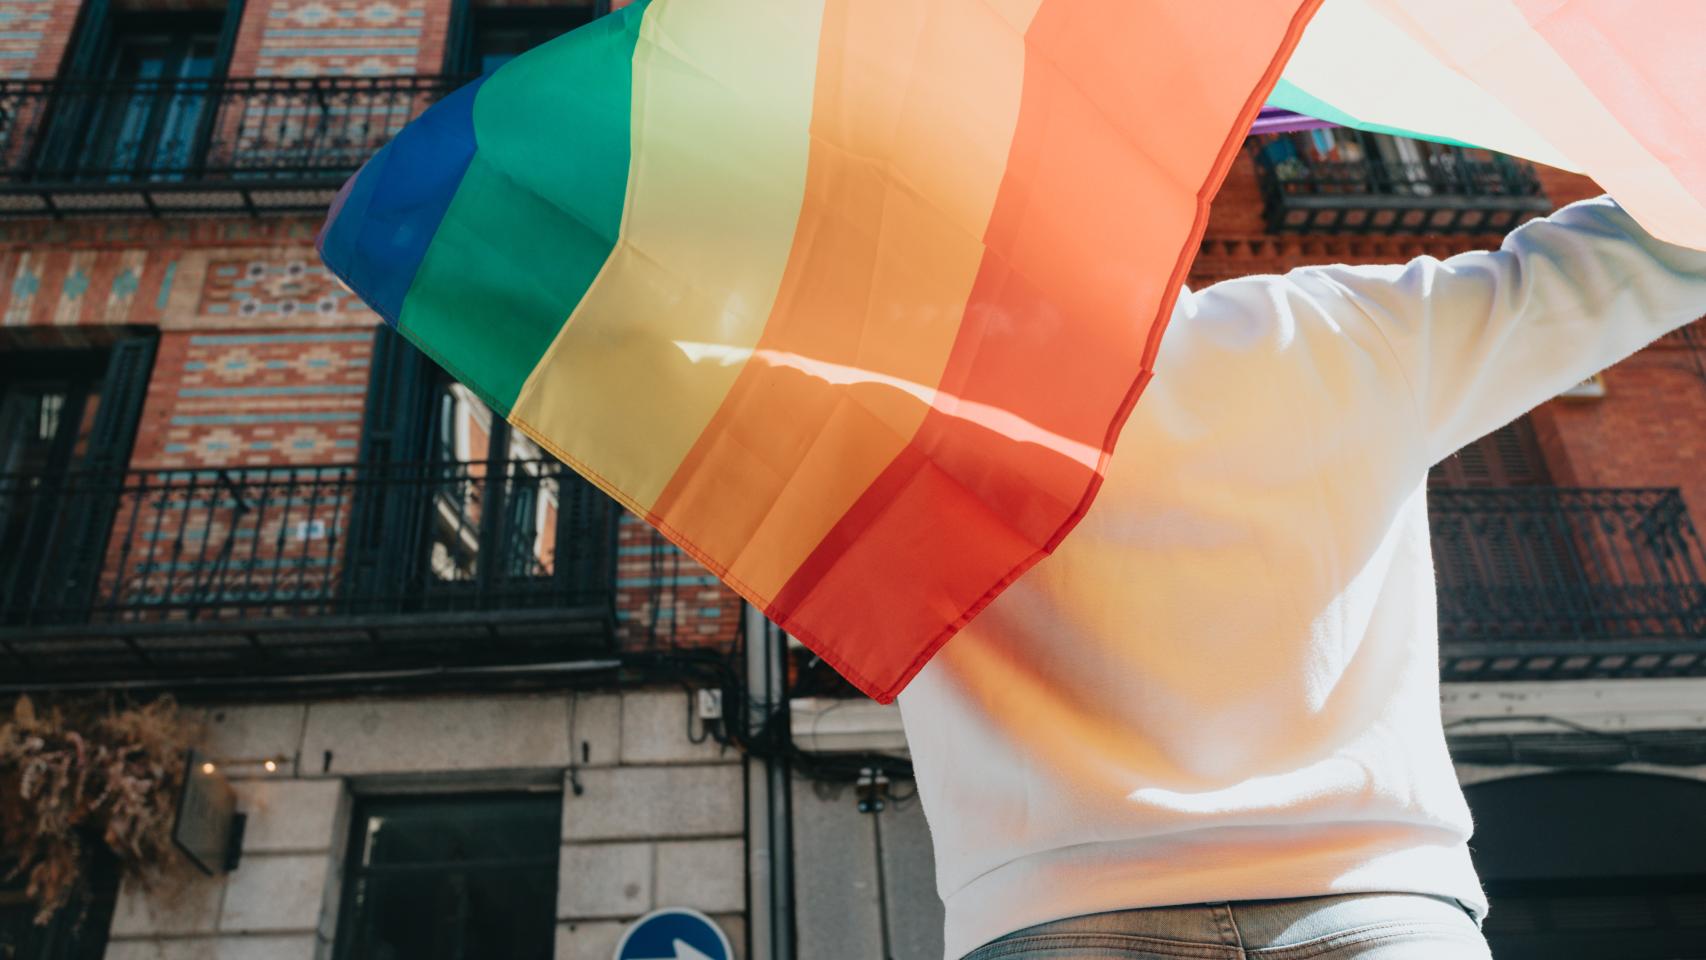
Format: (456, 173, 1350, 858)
(344, 325, 608, 615)
(88, 13, 222, 179)
(42, 1, 242, 182)
(0, 336, 155, 626)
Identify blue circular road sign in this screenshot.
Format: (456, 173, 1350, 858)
(613, 908, 734, 960)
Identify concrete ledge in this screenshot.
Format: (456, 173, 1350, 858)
(301, 695, 570, 774)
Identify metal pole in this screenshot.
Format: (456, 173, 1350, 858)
(745, 604, 795, 960)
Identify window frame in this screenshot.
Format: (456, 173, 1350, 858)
(331, 790, 564, 960)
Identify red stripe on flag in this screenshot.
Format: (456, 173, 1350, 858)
(769, 0, 1326, 702)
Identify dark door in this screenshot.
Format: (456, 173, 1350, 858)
(332, 793, 561, 960)
(0, 337, 154, 625)
(0, 851, 119, 960)
(1467, 772, 1706, 959)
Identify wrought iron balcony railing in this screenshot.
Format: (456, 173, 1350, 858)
(0, 458, 618, 687)
(1251, 130, 1553, 234)
(0, 74, 460, 217)
(1433, 487, 1706, 680)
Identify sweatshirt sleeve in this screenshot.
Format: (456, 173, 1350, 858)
(1283, 196, 1706, 464)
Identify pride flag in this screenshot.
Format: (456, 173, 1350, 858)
(1272, 0, 1706, 248)
(320, 0, 1706, 701)
(320, 0, 1321, 700)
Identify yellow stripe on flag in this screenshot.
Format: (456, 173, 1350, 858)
(648, 0, 1037, 604)
(510, 0, 826, 509)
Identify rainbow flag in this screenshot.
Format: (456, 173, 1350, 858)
(320, 0, 1706, 701)
(320, 0, 1322, 700)
(1272, 0, 1706, 248)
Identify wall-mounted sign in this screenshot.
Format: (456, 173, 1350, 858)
(172, 750, 245, 875)
(614, 908, 733, 960)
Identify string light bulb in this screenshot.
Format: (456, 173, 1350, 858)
(201, 761, 216, 775)
(263, 759, 278, 772)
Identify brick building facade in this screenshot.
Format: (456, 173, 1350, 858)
(1, 4, 1704, 960)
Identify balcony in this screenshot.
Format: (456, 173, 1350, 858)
(1251, 130, 1553, 234)
(0, 74, 458, 217)
(1433, 488, 1706, 680)
(0, 459, 619, 689)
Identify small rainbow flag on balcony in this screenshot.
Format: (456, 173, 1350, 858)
(320, 0, 1706, 701)
(1269, 0, 1706, 249)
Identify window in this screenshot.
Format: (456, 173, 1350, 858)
(1430, 416, 1552, 488)
(0, 338, 155, 626)
(446, 2, 604, 75)
(43, 1, 242, 181)
(0, 851, 119, 960)
(333, 794, 561, 960)
(346, 326, 575, 611)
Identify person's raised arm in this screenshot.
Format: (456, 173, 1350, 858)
(1285, 196, 1706, 464)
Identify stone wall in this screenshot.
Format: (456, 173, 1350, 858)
(104, 689, 747, 960)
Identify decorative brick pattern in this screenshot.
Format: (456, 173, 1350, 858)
(131, 329, 371, 470)
(198, 255, 364, 320)
(614, 514, 742, 652)
(0, 0, 76, 79)
(230, 0, 442, 78)
(0, 249, 380, 332)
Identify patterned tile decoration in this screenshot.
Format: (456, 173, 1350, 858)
(248, 0, 434, 77)
(613, 514, 741, 650)
(0, 233, 386, 332)
(198, 255, 366, 321)
(165, 245, 382, 330)
(3, 250, 41, 325)
(132, 329, 374, 470)
(0, 0, 69, 79)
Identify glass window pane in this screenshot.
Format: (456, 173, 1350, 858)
(337, 794, 561, 960)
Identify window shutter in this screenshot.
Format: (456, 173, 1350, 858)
(78, 334, 155, 475)
(51, 334, 156, 617)
(342, 324, 438, 610)
(1430, 416, 1550, 488)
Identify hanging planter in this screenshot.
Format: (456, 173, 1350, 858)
(0, 695, 200, 925)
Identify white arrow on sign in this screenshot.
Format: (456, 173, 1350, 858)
(632, 940, 714, 960)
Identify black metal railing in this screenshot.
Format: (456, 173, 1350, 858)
(0, 74, 460, 215)
(1251, 130, 1553, 234)
(1432, 487, 1706, 678)
(0, 459, 619, 684)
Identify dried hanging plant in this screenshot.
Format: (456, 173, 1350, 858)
(0, 695, 200, 924)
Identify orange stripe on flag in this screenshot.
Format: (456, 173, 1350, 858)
(770, 0, 1326, 701)
(647, 0, 1034, 606)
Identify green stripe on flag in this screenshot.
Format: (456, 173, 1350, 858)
(1268, 77, 1483, 152)
(397, 0, 652, 415)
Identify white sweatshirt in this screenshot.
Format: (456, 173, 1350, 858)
(895, 197, 1706, 960)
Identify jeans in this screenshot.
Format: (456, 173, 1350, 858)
(961, 893, 1493, 959)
